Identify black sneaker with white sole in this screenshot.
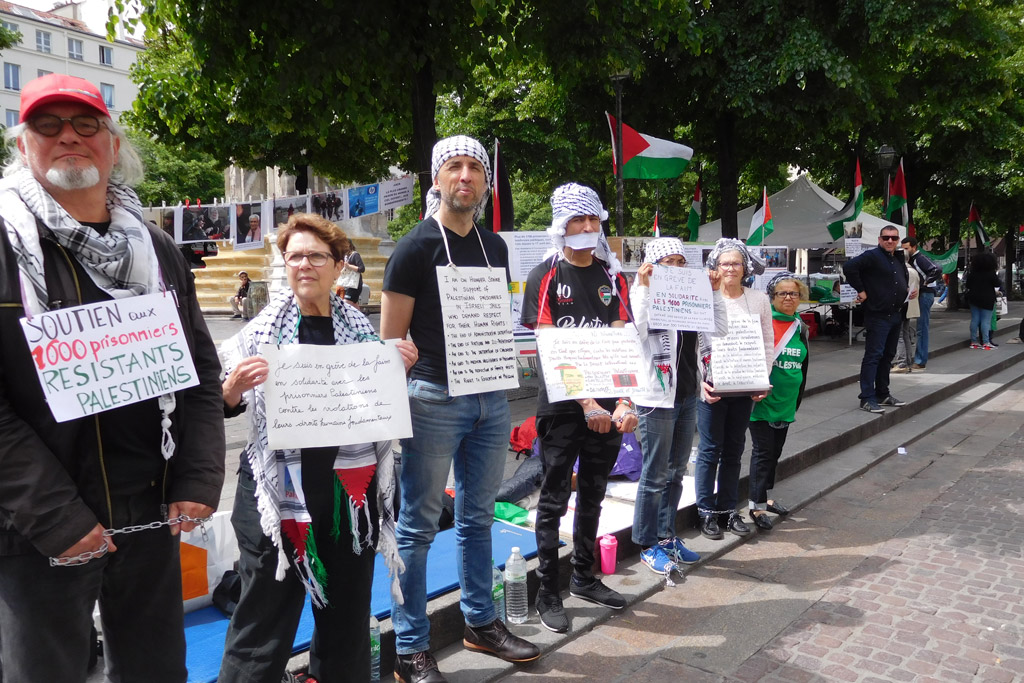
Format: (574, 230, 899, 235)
(536, 592, 568, 633)
(878, 395, 906, 407)
(569, 576, 625, 609)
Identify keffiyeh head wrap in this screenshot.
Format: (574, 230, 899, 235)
(544, 182, 622, 277)
(424, 135, 491, 222)
(706, 238, 765, 279)
(765, 271, 799, 298)
(644, 237, 686, 265)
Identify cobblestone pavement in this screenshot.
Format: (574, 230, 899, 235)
(502, 384, 1024, 682)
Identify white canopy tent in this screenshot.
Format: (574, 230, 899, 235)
(697, 174, 902, 248)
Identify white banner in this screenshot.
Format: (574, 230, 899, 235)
(379, 177, 416, 211)
(536, 326, 648, 402)
(709, 313, 772, 395)
(647, 266, 715, 331)
(260, 341, 412, 450)
(20, 293, 199, 422)
(436, 266, 518, 396)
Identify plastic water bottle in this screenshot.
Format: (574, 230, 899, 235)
(504, 547, 529, 624)
(369, 615, 381, 681)
(492, 560, 506, 623)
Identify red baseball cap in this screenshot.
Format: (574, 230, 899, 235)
(19, 74, 110, 123)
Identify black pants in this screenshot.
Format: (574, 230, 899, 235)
(218, 452, 377, 683)
(0, 485, 186, 683)
(748, 421, 790, 508)
(534, 413, 622, 594)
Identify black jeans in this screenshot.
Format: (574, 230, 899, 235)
(218, 453, 376, 683)
(748, 420, 790, 509)
(534, 413, 622, 594)
(859, 310, 902, 401)
(0, 485, 186, 683)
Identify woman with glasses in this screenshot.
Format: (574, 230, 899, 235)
(695, 239, 773, 540)
(747, 273, 809, 531)
(218, 213, 417, 683)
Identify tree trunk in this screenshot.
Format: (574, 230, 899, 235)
(715, 112, 738, 239)
(410, 58, 438, 213)
(947, 198, 961, 310)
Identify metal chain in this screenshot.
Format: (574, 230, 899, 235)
(48, 515, 212, 567)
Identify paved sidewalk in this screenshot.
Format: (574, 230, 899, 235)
(495, 381, 1024, 682)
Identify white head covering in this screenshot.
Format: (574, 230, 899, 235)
(705, 237, 766, 278)
(644, 237, 686, 265)
(543, 182, 621, 276)
(424, 135, 491, 222)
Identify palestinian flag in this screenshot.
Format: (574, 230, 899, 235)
(968, 202, 991, 248)
(686, 178, 702, 241)
(886, 159, 908, 225)
(651, 211, 660, 237)
(606, 113, 693, 179)
(746, 187, 774, 246)
(485, 139, 514, 232)
(826, 158, 863, 240)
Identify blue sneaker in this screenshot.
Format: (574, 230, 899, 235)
(640, 545, 677, 575)
(660, 537, 700, 565)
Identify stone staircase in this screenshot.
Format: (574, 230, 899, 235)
(195, 237, 386, 314)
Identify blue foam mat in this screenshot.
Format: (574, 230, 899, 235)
(184, 520, 538, 683)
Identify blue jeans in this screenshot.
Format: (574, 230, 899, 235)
(391, 380, 509, 655)
(632, 395, 697, 546)
(695, 396, 753, 519)
(913, 291, 935, 365)
(859, 311, 902, 401)
(969, 305, 992, 345)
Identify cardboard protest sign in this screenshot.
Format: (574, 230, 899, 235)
(436, 266, 518, 397)
(20, 292, 199, 422)
(260, 341, 412, 450)
(647, 266, 715, 331)
(536, 326, 648, 402)
(709, 313, 772, 395)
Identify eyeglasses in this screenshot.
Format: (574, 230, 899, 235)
(774, 291, 801, 299)
(717, 261, 744, 270)
(283, 251, 334, 267)
(28, 114, 104, 138)
(880, 235, 900, 241)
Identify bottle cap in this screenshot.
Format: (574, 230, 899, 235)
(511, 546, 520, 553)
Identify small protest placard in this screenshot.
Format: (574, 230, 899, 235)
(536, 326, 648, 402)
(436, 265, 518, 397)
(260, 341, 412, 450)
(709, 313, 772, 395)
(20, 292, 199, 422)
(647, 266, 715, 331)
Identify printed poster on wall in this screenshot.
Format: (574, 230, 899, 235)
(536, 326, 648, 403)
(647, 265, 716, 331)
(499, 231, 552, 283)
(20, 293, 199, 422)
(232, 201, 265, 251)
(379, 177, 415, 212)
(436, 266, 518, 396)
(348, 185, 379, 217)
(260, 341, 412, 450)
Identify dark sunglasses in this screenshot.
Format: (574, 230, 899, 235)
(879, 235, 900, 241)
(28, 114, 104, 138)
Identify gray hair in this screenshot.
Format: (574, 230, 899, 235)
(3, 117, 144, 186)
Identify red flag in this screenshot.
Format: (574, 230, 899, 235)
(651, 211, 660, 237)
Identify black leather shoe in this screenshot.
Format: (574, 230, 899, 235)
(700, 515, 724, 540)
(727, 513, 751, 535)
(766, 500, 790, 515)
(750, 511, 773, 531)
(464, 619, 540, 662)
(394, 651, 448, 683)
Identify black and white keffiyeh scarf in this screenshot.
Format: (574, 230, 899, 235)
(543, 182, 623, 283)
(219, 289, 404, 607)
(424, 135, 491, 223)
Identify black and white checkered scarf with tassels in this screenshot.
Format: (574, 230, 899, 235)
(0, 167, 178, 460)
(423, 135, 491, 223)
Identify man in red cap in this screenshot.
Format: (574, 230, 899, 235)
(0, 74, 224, 682)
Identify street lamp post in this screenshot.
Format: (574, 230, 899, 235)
(876, 144, 897, 218)
(611, 71, 630, 236)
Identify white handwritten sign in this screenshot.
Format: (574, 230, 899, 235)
(436, 266, 518, 396)
(20, 292, 199, 422)
(536, 326, 648, 402)
(647, 266, 715, 331)
(709, 313, 772, 395)
(260, 341, 412, 450)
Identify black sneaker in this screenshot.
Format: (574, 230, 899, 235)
(536, 592, 568, 633)
(700, 514, 724, 540)
(569, 576, 625, 609)
(860, 399, 884, 414)
(878, 395, 906, 407)
(394, 651, 447, 683)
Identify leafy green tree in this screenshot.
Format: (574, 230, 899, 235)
(128, 132, 225, 207)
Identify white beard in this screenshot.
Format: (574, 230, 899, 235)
(46, 164, 101, 191)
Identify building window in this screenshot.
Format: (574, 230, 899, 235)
(100, 83, 114, 109)
(35, 30, 50, 53)
(67, 38, 83, 60)
(37, 69, 52, 78)
(5, 110, 19, 128)
(99, 45, 113, 66)
(4, 63, 20, 91)
(1, 21, 18, 34)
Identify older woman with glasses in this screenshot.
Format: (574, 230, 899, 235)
(217, 213, 417, 683)
(695, 239, 772, 540)
(747, 273, 810, 530)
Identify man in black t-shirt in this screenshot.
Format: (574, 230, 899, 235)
(382, 136, 538, 683)
(520, 183, 638, 634)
